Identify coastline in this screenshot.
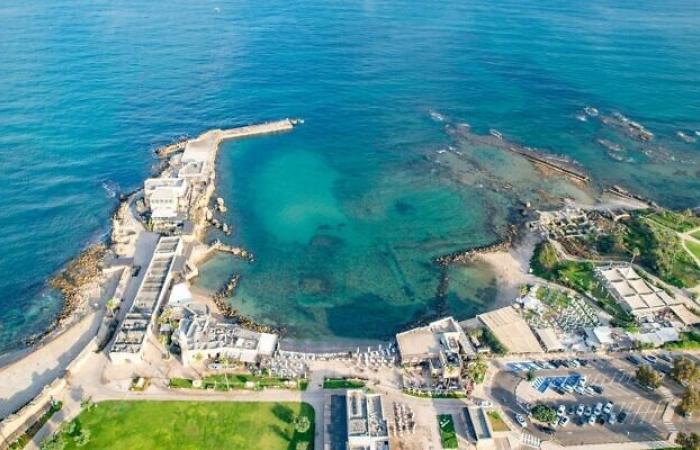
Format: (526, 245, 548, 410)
(0, 115, 675, 363)
(0, 119, 299, 365)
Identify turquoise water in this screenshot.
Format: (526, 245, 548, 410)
(1, 1, 698, 350)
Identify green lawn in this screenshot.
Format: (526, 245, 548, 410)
(692, 230, 700, 241)
(686, 239, 700, 261)
(645, 210, 700, 233)
(437, 414, 458, 449)
(322, 378, 366, 389)
(53, 401, 314, 450)
(486, 410, 509, 432)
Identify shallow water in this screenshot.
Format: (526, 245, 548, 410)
(1, 0, 699, 350)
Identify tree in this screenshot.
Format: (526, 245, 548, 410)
(636, 364, 663, 390)
(73, 429, 91, 447)
(466, 356, 488, 384)
(296, 442, 309, 450)
(527, 368, 537, 382)
(294, 415, 311, 433)
(40, 434, 65, 450)
(677, 432, 700, 450)
(671, 357, 700, 385)
(531, 404, 557, 424)
(679, 388, 700, 417)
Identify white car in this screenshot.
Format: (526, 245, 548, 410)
(576, 404, 585, 416)
(594, 402, 603, 415)
(563, 385, 574, 394)
(578, 376, 587, 387)
(575, 385, 586, 395)
(559, 416, 570, 427)
(479, 400, 492, 407)
(608, 413, 617, 424)
(603, 402, 613, 414)
(585, 386, 596, 396)
(587, 414, 596, 425)
(557, 405, 566, 416)
(515, 414, 527, 427)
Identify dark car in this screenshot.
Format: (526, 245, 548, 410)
(597, 415, 607, 425)
(618, 411, 627, 424)
(131, 265, 141, 277)
(626, 355, 641, 365)
(591, 385, 604, 394)
(551, 360, 563, 368)
(659, 354, 673, 363)
(540, 426, 555, 435)
(578, 359, 589, 367)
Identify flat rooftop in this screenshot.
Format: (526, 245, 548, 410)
(478, 306, 543, 354)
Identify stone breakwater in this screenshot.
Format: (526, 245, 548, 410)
(434, 224, 518, 266)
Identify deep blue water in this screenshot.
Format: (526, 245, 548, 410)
(1, 0, 699, 350)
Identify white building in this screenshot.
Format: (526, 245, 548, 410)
(144, 177, 190, 223)
(396, 317, 473, 379)
(346, 390, 390, 450)
(110, 237, 183, 364)
(596, 265, 683, 319)
(176, 306, 278, 366)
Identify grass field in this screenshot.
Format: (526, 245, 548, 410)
(692, 230, 700, 241)
(646, 211, 700, 233)
(322, 378, 366, 389)
(686, 239, 700, 261)
(487, 410, 509, 432)
(437, 414, 458, 449)
(52, 401, 314, 450)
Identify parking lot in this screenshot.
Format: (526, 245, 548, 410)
(492, 355, 671, 446)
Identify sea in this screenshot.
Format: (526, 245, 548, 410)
(0, 0, 698, 352)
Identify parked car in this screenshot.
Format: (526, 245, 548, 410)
(659, 354, 673, 363)
(515, 414, 527, 427)
(627, 355, 641, 365)
(603, 402, 614, 414)
(569, 360, 581, 368)
(479, 400, 492, 407)
(594, 402, 603, 415)
(608, 413, 617, 424)
(559, 416, 570, 427)
(578, 359, 589, 367)
(584, 386, 596, 396)
(618, 411, 627, 424)
(584, 406, 592, 416)
(588, 414, 596, 425)
(563, 384, 574, 394)
(576, 404, 585, 416)
(591, 385, 604, 394)
(643, 355, 658, 363)
(557, 405, 566, 416)
(575, 386, 586, 395)
(567, 405, 575, 415)
(578, 375, 588, 386)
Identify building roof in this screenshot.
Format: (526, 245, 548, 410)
(671, 305, 700, 326)
(478, 307, 543, 354)
(535, 327, 563, 352)
(395, 316, 473, 362)
(597, 265, 683, 314)
(464, 407, 493, 442)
